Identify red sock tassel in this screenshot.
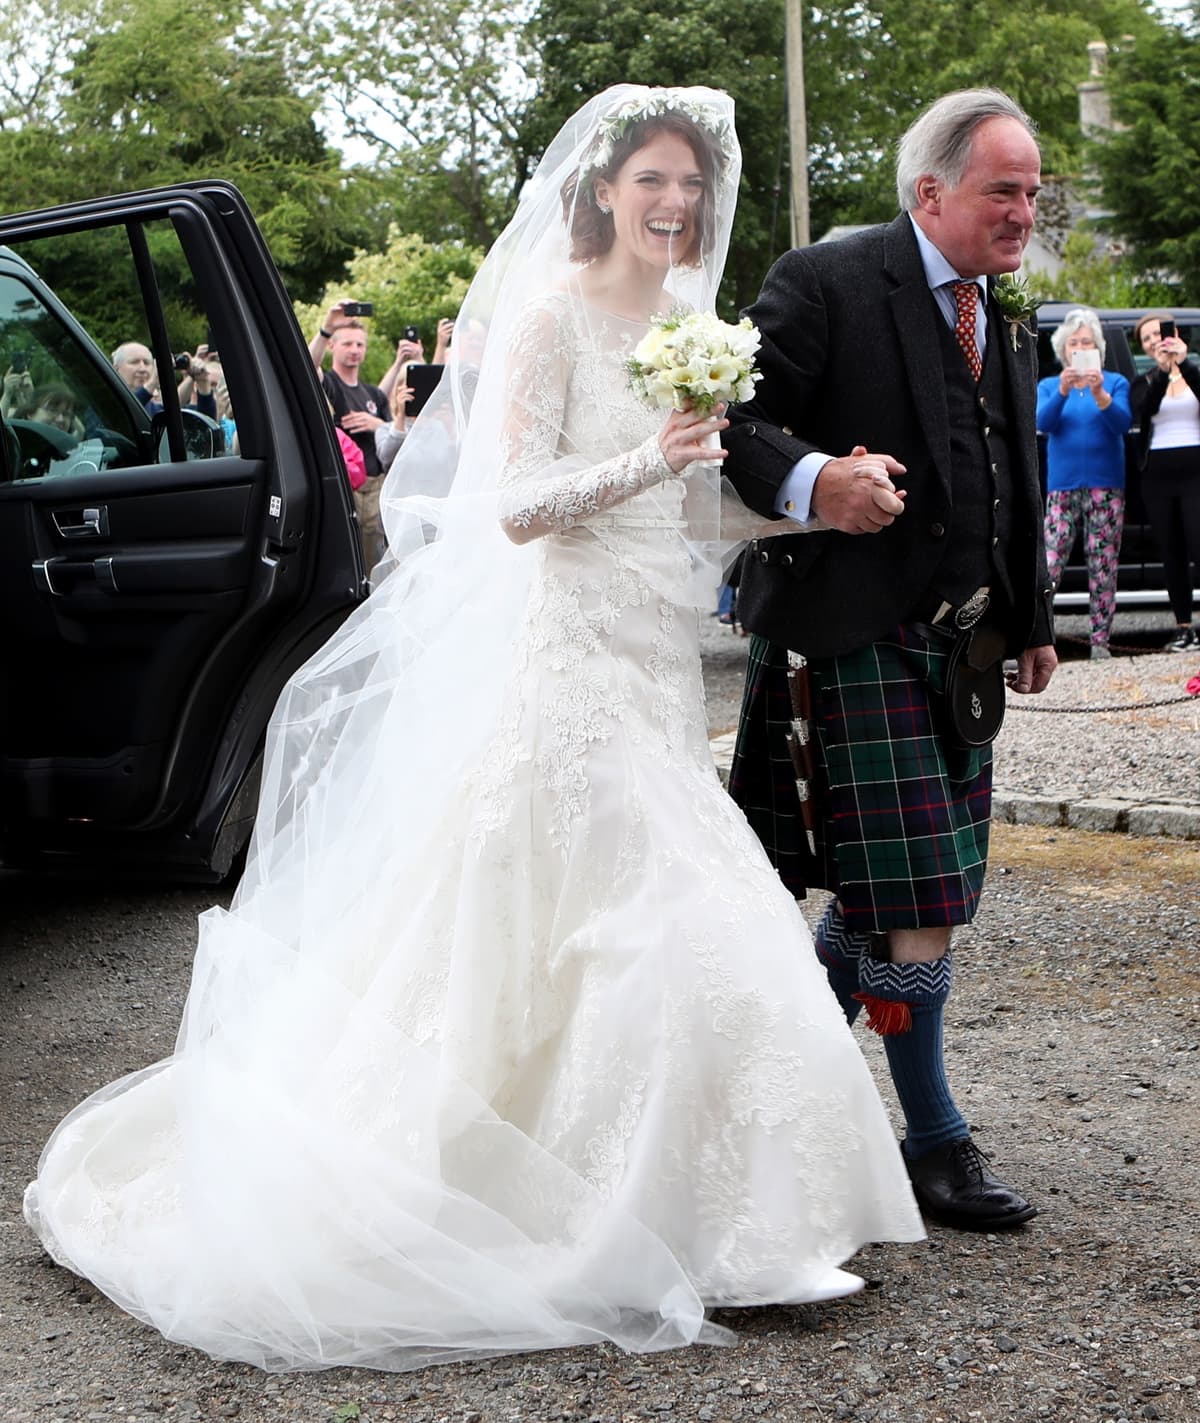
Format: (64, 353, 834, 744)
(852, 992, 913, 1036)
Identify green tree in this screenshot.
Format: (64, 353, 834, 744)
(801, 0, 1160, 231)
(257, 0, 537, 249)
(296, 229, 483, 385)
(0, 0, 365, 324)
(1090, 17, 1200, 301)
(1031, 227, 1174, 306)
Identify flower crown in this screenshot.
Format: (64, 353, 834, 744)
(580, 90, 734, 189)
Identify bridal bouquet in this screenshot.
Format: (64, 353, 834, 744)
(627, 310, 762, 413)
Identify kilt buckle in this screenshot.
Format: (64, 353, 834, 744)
(953, 587, 990, 630)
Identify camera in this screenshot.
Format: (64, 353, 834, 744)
(1160, 319, 1177, 341)
(341, 301, 375, 318)
(174, 352, 192, 372)
(10, 350, 29, 373)
(403, 325, 419, 343)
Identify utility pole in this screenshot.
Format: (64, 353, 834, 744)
(784, 0, 810, 249)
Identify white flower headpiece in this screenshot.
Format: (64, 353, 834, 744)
(580, 89, 734, 192)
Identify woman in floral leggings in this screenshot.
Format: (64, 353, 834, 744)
(1036, 308, 1132, 658)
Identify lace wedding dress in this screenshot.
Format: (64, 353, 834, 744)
(25, 288, 922, 1373)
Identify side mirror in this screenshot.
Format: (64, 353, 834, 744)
(152, 406, 223, 463)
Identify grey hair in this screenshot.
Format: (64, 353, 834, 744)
(896, 88, 1038, 212)
(111, 341, 148, 368)
(1050, 307, 1106, 364)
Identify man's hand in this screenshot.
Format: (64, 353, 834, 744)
(1006, 644, 1057, 695)
(341, 411, 384, 434)
(811, 445, 907, 533)
(320, 300, 354, 338)
(394, 338, 423, 366)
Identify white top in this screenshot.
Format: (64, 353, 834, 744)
(1149, 380, 1200, 450)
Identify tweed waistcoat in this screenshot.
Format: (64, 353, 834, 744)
(930, 312, 1016, 608)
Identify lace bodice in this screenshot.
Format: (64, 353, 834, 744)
(497, 292, 684, 540)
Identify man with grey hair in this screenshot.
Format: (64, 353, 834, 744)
(111, 341, 156, 406)
(722, 88, 1057, 1231)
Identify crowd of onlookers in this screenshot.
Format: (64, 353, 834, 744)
(1036, 306, 1200, 655)
(4, 305, 450, 569)
(308, 300, 453, 566)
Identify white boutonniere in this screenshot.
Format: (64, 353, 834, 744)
(993, 273, 1042, 352)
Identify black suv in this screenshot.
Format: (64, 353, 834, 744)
(0, 184, 365, 879)
(1035, 302, 1200, 611)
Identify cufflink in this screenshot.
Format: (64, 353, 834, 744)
(784, 499, 795, 512)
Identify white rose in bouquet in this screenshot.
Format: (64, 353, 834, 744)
(627, 310, 762, 413)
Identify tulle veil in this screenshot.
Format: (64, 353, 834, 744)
(27, 86, 748, 1369)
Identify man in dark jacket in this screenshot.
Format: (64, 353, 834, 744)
(722, 88, 1056, 1231)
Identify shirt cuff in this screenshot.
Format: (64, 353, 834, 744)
(774, 452, 831, 525)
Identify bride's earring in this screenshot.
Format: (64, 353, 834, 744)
(597, 201, 611, 214)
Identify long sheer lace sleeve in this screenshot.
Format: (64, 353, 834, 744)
(498, 298, 674, 544)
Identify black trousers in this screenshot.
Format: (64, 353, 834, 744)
(1144, 446, 1200, 624)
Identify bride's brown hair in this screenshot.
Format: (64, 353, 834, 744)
(561, 113, 724, 268)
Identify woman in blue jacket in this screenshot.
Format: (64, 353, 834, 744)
(1036, 307, 1132, 658)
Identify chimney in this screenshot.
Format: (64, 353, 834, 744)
(1079, 40, 1113, 134)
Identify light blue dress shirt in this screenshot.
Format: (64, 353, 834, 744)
(772, 217, 988, 525)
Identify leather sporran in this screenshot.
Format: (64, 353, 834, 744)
(944, 623, 1007, 748)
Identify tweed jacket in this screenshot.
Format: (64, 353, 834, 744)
(722, 214, 1054, 660)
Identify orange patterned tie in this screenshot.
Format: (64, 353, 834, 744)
(951, 280, 982, 383)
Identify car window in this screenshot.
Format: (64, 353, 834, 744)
(0, 267, 145, 480)
(0, 218, 242, 483)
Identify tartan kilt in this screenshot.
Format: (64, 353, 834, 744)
(729, 626, 993, 931)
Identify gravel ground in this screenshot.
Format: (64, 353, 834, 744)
(2, 614, 1198, 1423)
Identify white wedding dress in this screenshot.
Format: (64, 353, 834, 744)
(25, 292, 923, 1374)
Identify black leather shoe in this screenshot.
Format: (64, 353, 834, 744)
(904, 1137, 1037, 1230)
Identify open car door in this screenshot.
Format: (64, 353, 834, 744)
(0, 182, 364, 879)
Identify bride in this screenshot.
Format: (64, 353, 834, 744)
(24, 85, 922, 1373)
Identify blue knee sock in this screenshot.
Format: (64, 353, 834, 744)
(859, 954, 968, 1156)
(813, 899, 869, 1025)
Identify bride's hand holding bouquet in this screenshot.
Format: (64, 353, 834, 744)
(657, 402, 730, 472)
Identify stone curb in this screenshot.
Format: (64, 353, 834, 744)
(991, 790, 1200, 840)
(708, 734, 1200, 841)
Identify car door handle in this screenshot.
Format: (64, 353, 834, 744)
(54, 505, 109, 538)
(31, 556, 119, 595)
(32, 557, 68, 596)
